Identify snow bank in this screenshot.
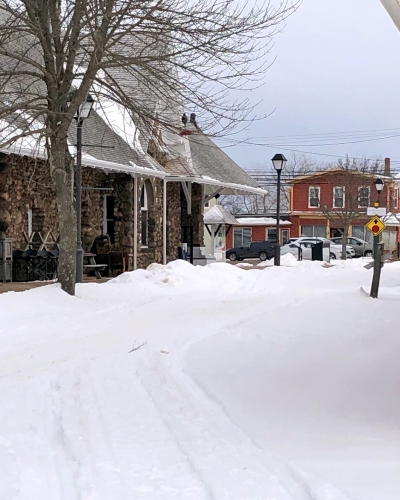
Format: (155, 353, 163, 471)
(1, 260, 400, 499)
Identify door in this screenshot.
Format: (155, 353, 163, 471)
(330, 228, 344, 238)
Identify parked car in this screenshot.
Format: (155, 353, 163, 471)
(281, 239, 342, 260)
(284, 236, 355, 259)
(226, 240, 274, 261)
(330, 236, 373, 257)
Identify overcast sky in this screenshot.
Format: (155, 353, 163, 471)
(226, 0, 400, 173)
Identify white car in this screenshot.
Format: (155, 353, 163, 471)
(283, 237, 355, 260)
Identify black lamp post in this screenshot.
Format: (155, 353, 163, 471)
(271, 153, 288, 266)
(75, 94, 95, 283)
(372, 178, 384, 259)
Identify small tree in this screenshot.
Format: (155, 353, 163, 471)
(0, 0, 300, 294)
(319, 157, 381, 259)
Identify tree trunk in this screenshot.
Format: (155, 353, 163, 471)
(341, 224, 349, 260)
(49, 140, 77, 295)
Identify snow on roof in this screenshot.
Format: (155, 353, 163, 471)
(382, 212, 400, 226)
(235, 217, 291, 226)
(204, 206, 238, 225)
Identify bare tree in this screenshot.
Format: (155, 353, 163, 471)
(319, 157, 381, 259)
(0, 0, 300, 294)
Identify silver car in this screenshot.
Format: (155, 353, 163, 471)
(330, 237, 373, 258)
(281, 240, 342, 260)
(285, 237, 355, 259)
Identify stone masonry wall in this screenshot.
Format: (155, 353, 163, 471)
(181, 182, 204, 245)
(0, 153, 58, 249)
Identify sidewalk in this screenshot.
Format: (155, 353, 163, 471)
(0, 277, 111, 294)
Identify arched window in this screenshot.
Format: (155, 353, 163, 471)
(140, 184, 148, 247)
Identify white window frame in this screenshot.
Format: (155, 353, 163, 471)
(281, 229, 289, 244)
(333, 186, 345, 208)
(308, 186, 320, 208)
(140, 186, 148, 248)
(394, 188, 399, 209)
(233, 227, 251, 247)
(358, 186, 370, 208)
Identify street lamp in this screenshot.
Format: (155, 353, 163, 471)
(75, 94, 95, 283)
(374, 178, 384, 207)
(271, 153, 288, 266)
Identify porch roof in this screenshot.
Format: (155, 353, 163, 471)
(1, 142, 167, 179)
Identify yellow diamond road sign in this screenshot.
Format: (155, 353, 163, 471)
(366, 216, 386, 236)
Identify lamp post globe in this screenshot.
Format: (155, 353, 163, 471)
(271, 154, 287, 266)
(374, 178, 384, 194)
(272, 153, 288, 172)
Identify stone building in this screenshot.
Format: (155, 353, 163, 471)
(0, 109, 265, 273)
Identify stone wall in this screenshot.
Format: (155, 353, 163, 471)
(0, 153, 58, 249)
(181, 182, 204, 245)
(0, 152, 204, 271)
(166, 182, 182, 261)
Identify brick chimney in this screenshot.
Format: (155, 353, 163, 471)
(384, 157, 391, 176)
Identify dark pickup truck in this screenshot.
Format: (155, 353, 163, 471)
(226, 241, 274, 262)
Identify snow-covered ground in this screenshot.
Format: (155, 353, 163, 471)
(1, 256, 400, 500)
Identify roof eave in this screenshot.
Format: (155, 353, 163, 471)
(166, 175, 268, 196)
(1, 144, 166, 178)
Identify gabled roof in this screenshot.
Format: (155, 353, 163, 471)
(286, 168, 393, 184)
(68, 111, 164, 174)
(187, 128, 261, 191)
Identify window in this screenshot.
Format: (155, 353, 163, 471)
(281, 229, 289, 244)
(103, 195, 115, 244)
(358, 186, 370, 208)
(233, 227, 251, 247)
(140, 186, 148, 247)
(267, 228, 277, 242)
(352, 225, 373, 244)
(333, 187, 344, 208)
(308, 187, 320, 208)
(301, 225, 326, 237)
(394, 188, 398, 209)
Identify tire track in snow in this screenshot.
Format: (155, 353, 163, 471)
(134, 291, 354, 500)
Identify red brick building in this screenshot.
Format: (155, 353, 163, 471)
(286, 167, 400, 252)
(225, 216, 291, 249)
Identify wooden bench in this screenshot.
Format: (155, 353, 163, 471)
(84, 252, 108, 279)
(83, 263, 107, 279)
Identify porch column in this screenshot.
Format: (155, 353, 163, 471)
(163, 178, 167, 265)
(133, 175, 138, 270)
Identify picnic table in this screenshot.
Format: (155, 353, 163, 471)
(84, 253, 107, 279)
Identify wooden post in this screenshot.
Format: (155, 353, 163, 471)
(370, 243, 384, 298)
